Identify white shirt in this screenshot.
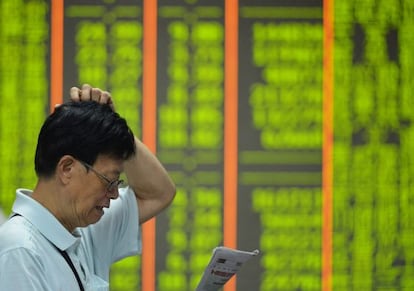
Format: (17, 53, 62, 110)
(0, 187, 141, 291)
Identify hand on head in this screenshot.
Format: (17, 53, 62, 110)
(69, 84, 115, 111)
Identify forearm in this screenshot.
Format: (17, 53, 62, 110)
(124, 137, 176, 224)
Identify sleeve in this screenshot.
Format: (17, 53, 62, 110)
(83, 186, 142, 265)
(0, 248, 52, 291)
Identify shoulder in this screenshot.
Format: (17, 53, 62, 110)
(0, 241, 49, 290)
(0, 217, 53, 276)
(0, 237, 44, 276)
(0, 216, 39, 255)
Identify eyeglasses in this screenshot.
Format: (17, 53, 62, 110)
(80, 161, 123, 192)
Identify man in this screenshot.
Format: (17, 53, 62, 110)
(0, 84, 176, 290)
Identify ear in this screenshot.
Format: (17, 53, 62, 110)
(56, 155, 76, 184)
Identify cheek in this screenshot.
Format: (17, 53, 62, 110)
(78, 196, 104, 224)
(84, 190, 104, 204)
(75, 189, 101, 211)
(81, 180, 105, 197)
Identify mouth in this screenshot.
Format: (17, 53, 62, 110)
(95, 204, 110, 212)
(95, 206, 105, 215)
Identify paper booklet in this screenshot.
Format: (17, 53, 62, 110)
(195, 246, 260, 291)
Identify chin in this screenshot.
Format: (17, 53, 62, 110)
(86, 208, 105, 226)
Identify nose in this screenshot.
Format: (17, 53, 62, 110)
(106, 187, 119, 199)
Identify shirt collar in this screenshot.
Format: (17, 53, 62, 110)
(12, 188, 81, 251)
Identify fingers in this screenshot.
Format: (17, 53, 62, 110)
(70, 86, 81, 102)
(99, 90, 116, 111)
(81, 84, 92, 101)
(69, 84, 115, 111)
(99, 90, 111, 104)
(107, 97, 115, 111)
(91, 88, 102, 102)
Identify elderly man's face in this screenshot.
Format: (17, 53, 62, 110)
(65, 155, 124, 229)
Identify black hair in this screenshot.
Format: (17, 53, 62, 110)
(35, 101, 135, 178)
